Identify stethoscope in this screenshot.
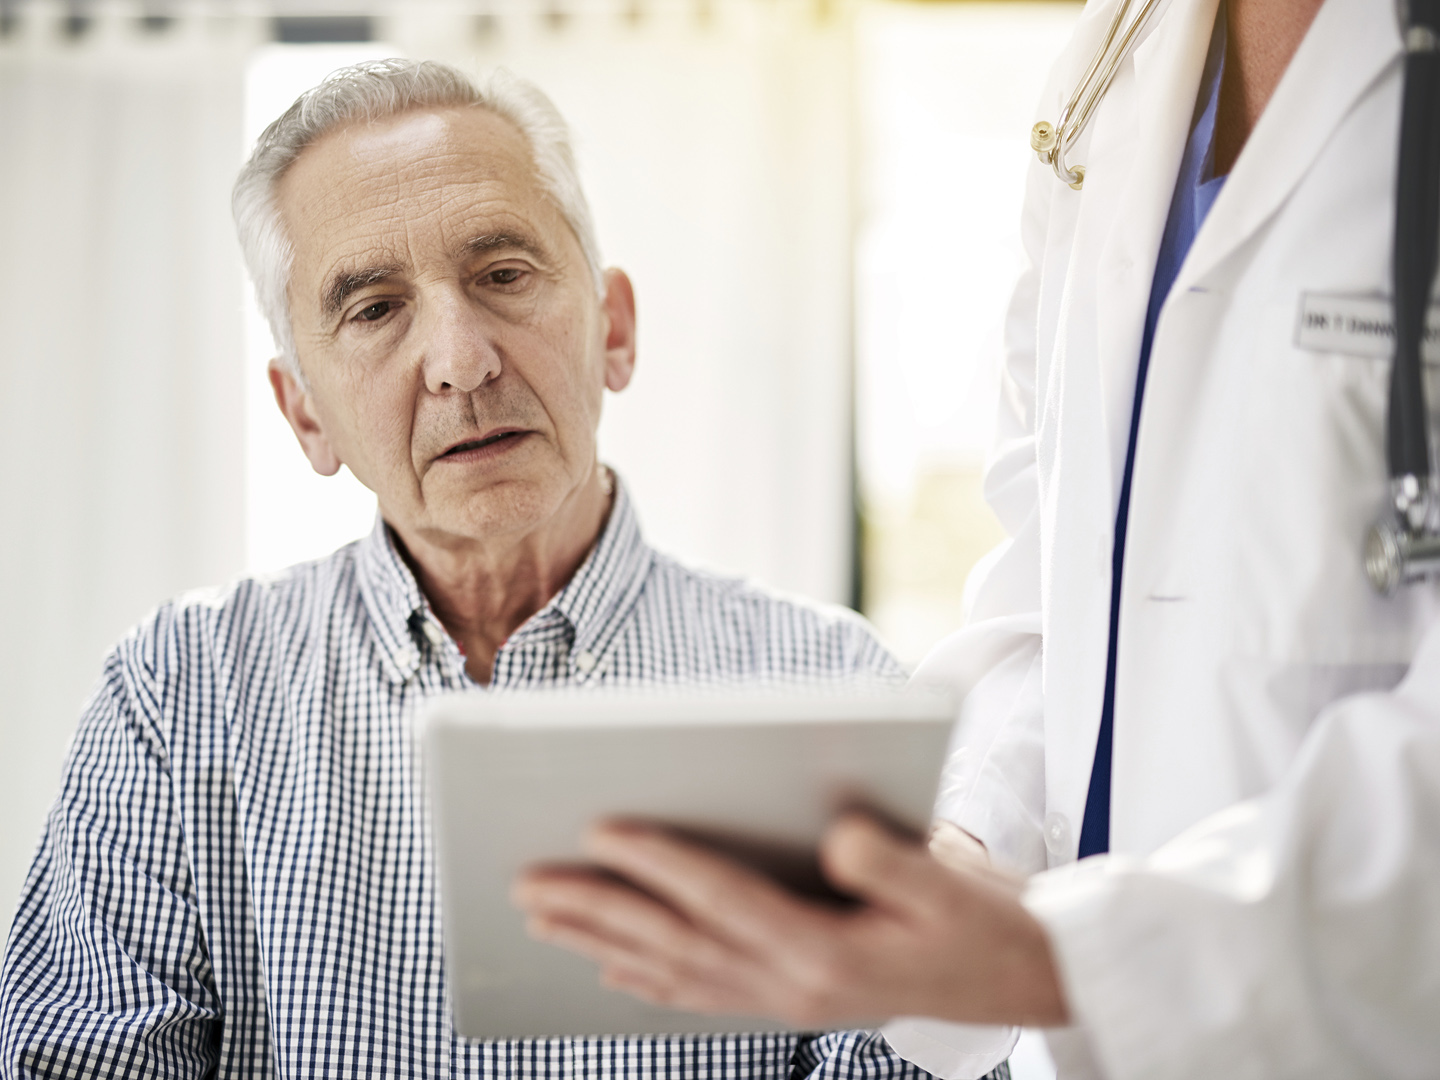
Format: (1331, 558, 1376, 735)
(1029, 0, 1440, 596)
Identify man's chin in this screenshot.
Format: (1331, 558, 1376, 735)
(413, 476, 575, 547)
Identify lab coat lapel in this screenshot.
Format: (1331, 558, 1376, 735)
(1179, 0, 1402, 289)
(1092, 0, 1219, 503)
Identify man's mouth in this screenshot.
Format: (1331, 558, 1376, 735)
(439, 428, 530, 460)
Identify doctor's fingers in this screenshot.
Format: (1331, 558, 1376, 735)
(823, 813, 1024, 923)
(591, 924, 894, 1030)
(529, 911, 751, 1007)
(820, 814, 956, 915)
(582, 821, 836, 952)
(517, 881, 776, 1013)
(514, 866, 715, 961)
(598, 962, 747, 1016)
(599, 954, 864, 1028)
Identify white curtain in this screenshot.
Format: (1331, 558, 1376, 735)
(0, 9, 252, 929)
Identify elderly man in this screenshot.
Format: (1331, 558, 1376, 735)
(0, 60, 960, 1080)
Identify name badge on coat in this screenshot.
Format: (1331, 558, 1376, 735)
(1295, 292, 1440, 361)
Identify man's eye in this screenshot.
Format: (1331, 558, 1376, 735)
(489, 268, 524, 285)
(355, 301, 393, 322)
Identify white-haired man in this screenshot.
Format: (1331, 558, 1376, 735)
(0, 61, 974, 1080)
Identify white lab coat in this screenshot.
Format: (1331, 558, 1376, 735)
(887, 0, 1440, 1075)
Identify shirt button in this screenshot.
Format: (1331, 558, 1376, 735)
(394, 646, 417, 670)
(421, 621, 445, 647)
(574, 650, 598, 674)
(1044, 812, 1071, 858)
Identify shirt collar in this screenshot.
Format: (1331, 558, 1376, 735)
(354, 504, 430, 685)
(354, 474, 654, 684)
(537, 476, 653, 666)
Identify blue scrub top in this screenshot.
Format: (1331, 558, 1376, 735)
(1078, 7, 1231, 858)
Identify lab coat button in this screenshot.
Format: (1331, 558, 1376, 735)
(1044, 812, 1071, 857)
(575, 650, 598, 674)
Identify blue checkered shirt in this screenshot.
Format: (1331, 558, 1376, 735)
(1, 482, 994, 1079)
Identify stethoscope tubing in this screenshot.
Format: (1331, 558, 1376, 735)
(1369, 0, 1440, 595)
(1388, 0, 1440, 497)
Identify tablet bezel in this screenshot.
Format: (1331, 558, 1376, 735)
(425, 689, 955, 1040)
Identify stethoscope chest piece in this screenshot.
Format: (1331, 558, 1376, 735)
(1365, 515, 1440, 597)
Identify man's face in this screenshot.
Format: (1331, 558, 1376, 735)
(273, 107, 633, 551)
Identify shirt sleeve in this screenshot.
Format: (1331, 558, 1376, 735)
(790, 1028, 1008, 1080)
(1023, 619, 1440, 1079)
(838, 614, 911, 686)
(0, 647, 222, 1078)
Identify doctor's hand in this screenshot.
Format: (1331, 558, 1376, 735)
(511, 812, 1071, 1029)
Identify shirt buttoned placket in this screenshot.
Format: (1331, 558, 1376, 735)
(490, 609, 574, 689)
(407, 609, 472, 692)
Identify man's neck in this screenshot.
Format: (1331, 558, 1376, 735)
(391, 468, 614, 685)
(1213, 0, 1327, 177)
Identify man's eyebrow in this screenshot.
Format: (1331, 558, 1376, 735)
(462, 232, 546, 260)
(322, 265, 402, 320)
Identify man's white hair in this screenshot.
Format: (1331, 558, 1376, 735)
(232, 58, 604, 376)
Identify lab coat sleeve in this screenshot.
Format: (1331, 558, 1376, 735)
(911, 137, 1054, 877)
(1024, 622, 1440, 1080)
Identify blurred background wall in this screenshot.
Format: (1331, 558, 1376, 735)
(0, 1, 251, 940)
(0, 5, 1077, 1063)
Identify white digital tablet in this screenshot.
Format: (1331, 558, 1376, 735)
(424, 688, 956, 1040)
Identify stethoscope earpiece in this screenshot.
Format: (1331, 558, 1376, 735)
(1031, 0, 1163, 190)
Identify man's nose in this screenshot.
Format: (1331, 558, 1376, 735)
(419, 290, 503, 395)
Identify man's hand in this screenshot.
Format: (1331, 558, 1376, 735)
(511, 812, 1071, 1029)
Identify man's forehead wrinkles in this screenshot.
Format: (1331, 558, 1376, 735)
(432, 191, 552, 257)
(351, 143, 517, 197)
(282, 116, 573, 319)
(309, 202, 543, 304)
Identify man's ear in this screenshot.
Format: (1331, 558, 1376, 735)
(600, 268, 637, 393)
(268, 360, 342, 477)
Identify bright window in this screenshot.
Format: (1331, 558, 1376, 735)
(856, 1, 1081, 664)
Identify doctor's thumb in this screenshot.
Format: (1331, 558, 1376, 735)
(818, 813, 933, 910)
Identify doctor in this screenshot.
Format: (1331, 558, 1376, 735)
(514, 0, 1440, 1075)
